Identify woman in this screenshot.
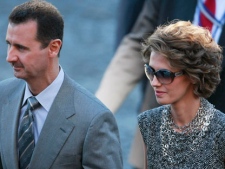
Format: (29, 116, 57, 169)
(138, 20, 225, 168)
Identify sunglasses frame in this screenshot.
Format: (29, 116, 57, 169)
(144, 64, 183, 84)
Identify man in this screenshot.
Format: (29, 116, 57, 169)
(0, 1, 123, 169)
(96, 0, 225, 168)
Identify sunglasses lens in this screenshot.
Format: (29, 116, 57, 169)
(145, 65, 154, 80)
(144, 64, 176, 84)
(156, 70, 173, 84)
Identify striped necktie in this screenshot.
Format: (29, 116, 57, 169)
(18, 96, 40, 169)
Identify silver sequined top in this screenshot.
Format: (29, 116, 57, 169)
(138, 98, 225, 169)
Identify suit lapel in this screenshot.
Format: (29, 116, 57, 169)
(0, 81, 25, 169)
(30, 75, 76, 168)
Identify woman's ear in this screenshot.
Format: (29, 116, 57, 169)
(49, 39, 62, 57)
(190, 77, 197, 84)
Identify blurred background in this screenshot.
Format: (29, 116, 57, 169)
(0, 1, 142, 169)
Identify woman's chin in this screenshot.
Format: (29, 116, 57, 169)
(156, 98, 170, 105)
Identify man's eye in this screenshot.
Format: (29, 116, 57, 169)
(18, 45, 26, 51)
(6, 42, 11, 47)
(7, 43, 11, 48)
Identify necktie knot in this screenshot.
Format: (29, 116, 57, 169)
(27, 96, 40, 110)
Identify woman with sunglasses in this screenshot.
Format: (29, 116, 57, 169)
(138, 20, 225, 168)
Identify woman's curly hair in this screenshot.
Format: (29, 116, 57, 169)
(141, 20, 223, 98)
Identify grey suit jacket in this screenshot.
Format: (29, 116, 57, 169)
(0, 74, 123, 169)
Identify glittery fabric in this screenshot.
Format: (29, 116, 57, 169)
(138, 98, 225, 169)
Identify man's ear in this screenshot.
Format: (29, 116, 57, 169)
(49, 39, 62, 57)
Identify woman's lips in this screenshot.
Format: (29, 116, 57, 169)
(155, 90, 166, 97)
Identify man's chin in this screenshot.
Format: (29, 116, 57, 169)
(13, 72, 25, 79)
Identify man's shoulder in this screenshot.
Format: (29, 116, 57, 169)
(0, 78, 24, 101)
(0, 77, 24, 89)
(63, 74, 111, 114)
(61, 76, 114, 127)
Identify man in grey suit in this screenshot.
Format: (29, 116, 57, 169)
(0, 1, 123, 169)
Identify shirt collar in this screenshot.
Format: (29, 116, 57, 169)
(22, 66, 64, 111)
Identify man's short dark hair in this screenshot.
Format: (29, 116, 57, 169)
(9, 0, 64, 51)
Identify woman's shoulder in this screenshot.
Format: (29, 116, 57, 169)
(138, 105, 166, 124)
(203, 99, 225, 130)
(137, 105, 166, 143)
(213, 110, 225, 128)
(212, 110, 225, 154)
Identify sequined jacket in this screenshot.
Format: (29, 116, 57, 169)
(138, 99, 225, 169)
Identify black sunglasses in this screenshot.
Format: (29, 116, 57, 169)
(144, 64, 184, 84)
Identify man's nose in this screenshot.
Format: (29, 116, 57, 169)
(6, 46, 18, 62)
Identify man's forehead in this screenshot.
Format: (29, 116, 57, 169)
(6, 21, 38, 45)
